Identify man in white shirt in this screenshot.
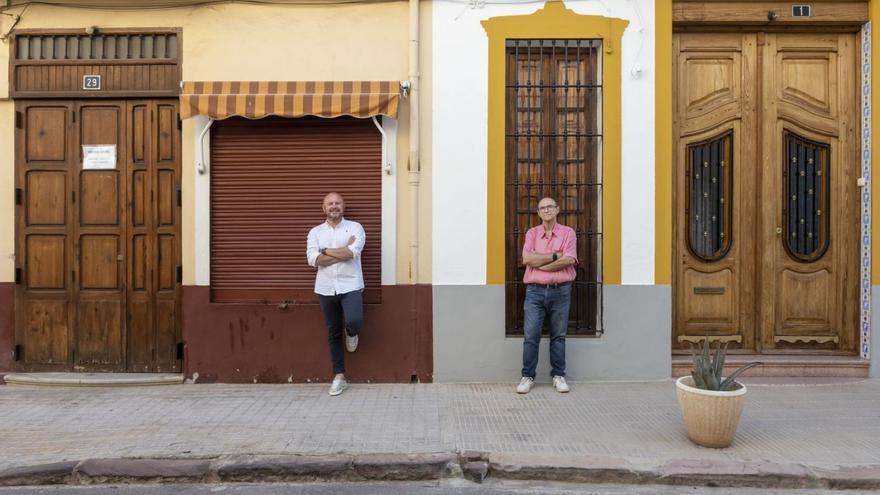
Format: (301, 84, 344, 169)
(306, 192, 366, 396)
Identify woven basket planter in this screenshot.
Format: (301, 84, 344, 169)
(675, 376, 747, 448)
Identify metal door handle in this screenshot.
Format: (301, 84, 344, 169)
(776, 227, 782, 235)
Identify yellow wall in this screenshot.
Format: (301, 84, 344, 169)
(0, 1, 433, 285)
(482, 2, 628, 285)
(655, 0, 672, 285)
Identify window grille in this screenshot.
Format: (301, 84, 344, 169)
(505, 39, 602, 336)
(686, 131, 733, 261)
(783, 131, 830, 262)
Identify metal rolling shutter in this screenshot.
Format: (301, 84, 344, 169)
(210, 116, 382, 303)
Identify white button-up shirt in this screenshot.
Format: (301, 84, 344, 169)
(306, 218, 366, 296)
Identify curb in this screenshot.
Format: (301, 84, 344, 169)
(1, 452, 878, 489)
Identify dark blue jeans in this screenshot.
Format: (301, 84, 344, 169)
(521, 283, 571, 379)
(317, 290, 364, 374)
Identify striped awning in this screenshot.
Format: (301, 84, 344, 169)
(179, 81, 400, 120)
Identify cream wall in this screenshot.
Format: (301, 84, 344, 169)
(0, 1, 432, 285)
(431, 0, 656, 285)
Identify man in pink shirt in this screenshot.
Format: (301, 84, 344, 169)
(516, 197, 578, 394)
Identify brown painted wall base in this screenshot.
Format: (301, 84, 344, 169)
(0, 283, 14, 378)
(182, 285, 433, 383)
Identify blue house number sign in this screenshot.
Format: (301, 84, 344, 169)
(83, 75, 101, 91)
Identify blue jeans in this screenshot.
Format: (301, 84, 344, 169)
(317, 290, 364, 374)
(521, 283, 571, 379)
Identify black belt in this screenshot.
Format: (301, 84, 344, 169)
(528, 281, 572, 289)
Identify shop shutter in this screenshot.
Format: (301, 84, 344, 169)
(210, 116, 382, 304)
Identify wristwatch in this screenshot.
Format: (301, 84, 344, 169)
(552, 252, 558, 262)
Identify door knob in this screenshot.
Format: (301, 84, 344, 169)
(117, 254, 124, 261)
(776, 227, 782, 235)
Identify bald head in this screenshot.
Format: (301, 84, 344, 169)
(322, 192, 345, 224)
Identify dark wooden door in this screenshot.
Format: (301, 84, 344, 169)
(15, 99, 181, 372)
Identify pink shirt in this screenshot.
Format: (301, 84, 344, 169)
(522, 223, 578, 285)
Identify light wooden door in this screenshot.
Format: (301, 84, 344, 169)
(758, 33, 859, 352)
(673, 31, 859, 353)
(15, 99, 182, 371)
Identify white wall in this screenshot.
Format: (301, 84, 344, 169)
(432, 0, 656, 285)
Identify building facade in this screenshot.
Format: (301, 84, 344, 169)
(1, 0, 879, 383)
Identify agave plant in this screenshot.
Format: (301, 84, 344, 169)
(690, 338, 760, 391)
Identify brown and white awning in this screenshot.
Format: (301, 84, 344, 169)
(179, 81, 400, 120)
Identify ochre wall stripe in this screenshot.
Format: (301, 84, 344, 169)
(655, 0, 672, 285)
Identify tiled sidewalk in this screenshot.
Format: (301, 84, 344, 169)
(1, 380, 878, 470)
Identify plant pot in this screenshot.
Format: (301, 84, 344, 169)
(675, 375, 747, 448)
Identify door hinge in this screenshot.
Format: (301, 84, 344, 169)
(176, 342, 184, 360)
(14, 111, 22, 129)
(72, 110, 76, 123)
(176, 265, 182, 284)
(176, 186, 182, 207)
(177, 116, 182, 130)
(14, 187, 22, 206)
(14, 267, 22, 285)
(14, 344, 22, 362)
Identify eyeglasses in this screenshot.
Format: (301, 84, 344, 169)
(537, 205, 558, 211)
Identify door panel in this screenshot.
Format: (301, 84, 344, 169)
(75, 102, 125, 369)
(16, 104, 73, 369)
(15, 99, 181, 372)
(125, 100, 182, 372)
(673, 33, 757, 349)
(674, 31, 859, 354)
(759, 33, 859, 352)
(152, 101, 181, 372)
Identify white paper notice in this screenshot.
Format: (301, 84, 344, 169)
(82, 145, 117, 170)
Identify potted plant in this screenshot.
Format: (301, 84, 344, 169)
(675, 339, 760, 448)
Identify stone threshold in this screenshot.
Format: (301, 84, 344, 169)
(2, 372, 184, 387)
(672, 354, 869, 378)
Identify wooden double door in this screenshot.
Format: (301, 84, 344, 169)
(673, 32, 860, 353)
(15, 100, 182, 372)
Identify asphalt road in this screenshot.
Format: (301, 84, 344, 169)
(0, 481, 876, 495)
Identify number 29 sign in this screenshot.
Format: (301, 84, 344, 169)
(83, 75, 101, 91)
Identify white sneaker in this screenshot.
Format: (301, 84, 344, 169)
(516, 377, 534, 394)
(345, 333, 359, 353)
(553, 375, 570, 393)
(329, 375, 348, 396)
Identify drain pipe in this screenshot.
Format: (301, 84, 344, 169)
(408, 0, 420, 284)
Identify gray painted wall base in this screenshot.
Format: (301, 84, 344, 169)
(433, 285, 672, 382)
(872, 287, 880, 377)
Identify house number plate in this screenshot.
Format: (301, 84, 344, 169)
(83, 75, 101, 91)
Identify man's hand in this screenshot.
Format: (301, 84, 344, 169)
(536, 256, 575, 271)
(322, 235, 358, 261)
(522, 250, 555, 268)
(316, 254, 341, 267)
